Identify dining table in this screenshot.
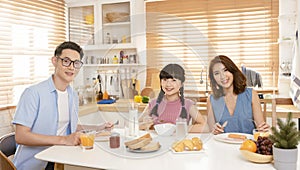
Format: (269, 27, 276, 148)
(35, 129, 300, 170)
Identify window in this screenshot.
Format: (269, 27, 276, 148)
(0, 0, 66, 105)
(146, 0, 279, 94)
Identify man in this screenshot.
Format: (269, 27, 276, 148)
(12, 41, 111, 170)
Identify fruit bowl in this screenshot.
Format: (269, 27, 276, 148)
(240, 150, 273, 163)
(154, 123, 176, 136)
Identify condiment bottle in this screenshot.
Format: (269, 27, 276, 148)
(96, 75, 103, 102)
(112, 55, 118, 64)
(109, 132, 120, 148)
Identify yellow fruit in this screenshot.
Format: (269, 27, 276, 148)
(134, 95, 142, 103)
(240, 139, 257, 153)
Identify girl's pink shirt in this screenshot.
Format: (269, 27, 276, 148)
(148, 97, 194, 124)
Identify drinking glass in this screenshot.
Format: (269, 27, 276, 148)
(80, 130, 96, 150)
(176, 118, 187, 140)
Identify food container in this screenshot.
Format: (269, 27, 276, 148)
(109, 132, 120, 148)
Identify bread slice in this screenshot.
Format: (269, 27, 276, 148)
(140, 141, 160, 151)
(128, 138, 152, 150)
(124, 133, 151, 147)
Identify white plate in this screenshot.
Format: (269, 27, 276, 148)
(170, 147, 205, 154)
(126, 145, 161, 153)
(95, 136, 109, 142)
(214, 133, 253, 144)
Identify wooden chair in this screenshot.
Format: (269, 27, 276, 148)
(0, 132, 17, 170)
(271, 98, 293, 127)
(0, 150, 16, 170)
(0, 132, 16, 158)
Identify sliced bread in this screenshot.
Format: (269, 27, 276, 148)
(140, 141, 161, 151)
(124, 133, 151, 147)
(127, 138, 152, 150)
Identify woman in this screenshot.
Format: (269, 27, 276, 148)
(207, 55, 269, 134)
(140, 64, 207, 132)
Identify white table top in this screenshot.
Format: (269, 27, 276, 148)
(35, 130, 300, 170)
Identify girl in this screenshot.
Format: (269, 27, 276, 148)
(140, 64, 207, 132)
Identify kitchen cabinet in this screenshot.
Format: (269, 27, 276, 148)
(67, 0, 146, 99)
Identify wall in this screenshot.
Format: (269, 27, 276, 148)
(277, 0, 297, 97)
(67, 0, 297, 98)
(0, 107, 15, 137)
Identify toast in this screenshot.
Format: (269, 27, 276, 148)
(228, 133, 247, 140)
(128, 138, 152, 150)
(124, 133, 151, 147)
(140, 141, 161, 151)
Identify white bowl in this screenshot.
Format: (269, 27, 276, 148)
(154, 123, 176, 136)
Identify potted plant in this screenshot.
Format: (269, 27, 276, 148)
(269, 112, 300, 170)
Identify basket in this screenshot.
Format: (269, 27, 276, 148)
(240, 150, 273, 163)
(106, 12, 129, 23)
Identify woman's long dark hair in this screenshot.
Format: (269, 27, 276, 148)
(150, 64, 188, 118)
(209, 55, 247, 98)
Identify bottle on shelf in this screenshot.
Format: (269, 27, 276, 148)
(119, 51, 124, 64)
(96, 75, 103, 102)
(112, 35, 118, 44)
(112, 55, 119, 64)
(105, 32, 111, 44)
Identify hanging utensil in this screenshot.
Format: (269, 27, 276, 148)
(200, 69, 204, 84)
(103, 73, 109, 99)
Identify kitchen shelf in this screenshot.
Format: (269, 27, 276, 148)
(103, 22, 130, 27)
(84, 64, 144, 67)
(83, 44, 135, 51)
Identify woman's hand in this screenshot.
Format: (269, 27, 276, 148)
(212, 121, 228, 135)
(256, 122, 270, 132)
(213, 123, 225, 135)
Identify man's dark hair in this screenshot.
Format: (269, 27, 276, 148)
(54, 41, 84, 60)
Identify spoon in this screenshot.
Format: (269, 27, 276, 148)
(200, 70, 204, 84)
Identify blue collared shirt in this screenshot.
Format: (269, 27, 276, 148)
(12, 76, 79, 170)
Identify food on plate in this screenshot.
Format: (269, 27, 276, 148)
(128, 138, 152, 150)
(240, 139, 257, 153)
(124, 133, 151, 147)
(240, 136, 274, 163)
(228, 133, 247, 140)
(141, 141, 161, 151)
(255, 136, 273, 155)
(172, 141, 185, 152)
(183, 139, 194, 150)
(172, 137, 203, 152)
(192, 137, 203, 151)
(124, 133, 160, 151)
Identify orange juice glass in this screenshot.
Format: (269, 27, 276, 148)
(253, 129, 269, 141)
(80, 130, 96, 150)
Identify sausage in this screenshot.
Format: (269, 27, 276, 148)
(228, 134, 247, 140)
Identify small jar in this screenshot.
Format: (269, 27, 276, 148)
(109, 132, 120, 148)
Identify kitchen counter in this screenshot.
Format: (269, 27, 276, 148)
(98, 99, 147, 113)
(79, 103, 99, 116)
(79, 99, 148, 116)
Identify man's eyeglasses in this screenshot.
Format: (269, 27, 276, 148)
(57, 56, 83, 69)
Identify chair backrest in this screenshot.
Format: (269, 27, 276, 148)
(0, 150, 16, 170)
(0, 132, 16, 157)
(271, 98, 293, 127)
